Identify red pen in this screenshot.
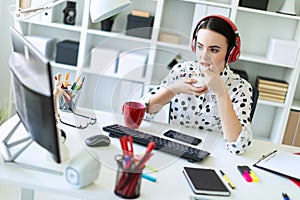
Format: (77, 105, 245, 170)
(146, 141, 156, 153)
(128, 135, 134, 157)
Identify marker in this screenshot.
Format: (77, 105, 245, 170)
(142, 173, 157, 182)
(282, 192, 290, 200)
(249, 170, 259, 182)
(135, 154, 158, 173)
(243, 170, 253, 182)
(237, 165, 253, 182)
(220, 170, 236, 189)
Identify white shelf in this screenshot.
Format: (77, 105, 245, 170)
(258, 99, 287, 108)
(87, 29, 153, 44)
(291, 99, 300, 111)
(18, 0, 300, 145)
(182, 0, 232, 8)
(239, 53, 296, 69)
(238, 7, 300, 20)
(50, 62, 80, 71)
(156, 41, 191, 51)
(25, 21, 83, 32)
(81, 68, 146, 83)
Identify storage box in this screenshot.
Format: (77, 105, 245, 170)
(90, 47, 119, 75)
(126, 14, 154, 39)
(266, 38, 300, 66)
(239, 0, 269, 11)
(55, 40, 79, 66)
(25, 35, 55, 59)
(117, 52, 148, 79)
(283, 110, 300, 147)
(158, 32, 180, 44)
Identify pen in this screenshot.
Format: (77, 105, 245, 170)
(135, 154, 158, 173)
(254, 150, 277, 165)
(220, 170, 236, 189)
(141, 173, 157, 182)
(282, 192, 290, 200)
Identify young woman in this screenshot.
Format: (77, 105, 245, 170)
(140, 15, 253, 154)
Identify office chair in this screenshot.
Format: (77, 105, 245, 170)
(231, 68, 259, 122)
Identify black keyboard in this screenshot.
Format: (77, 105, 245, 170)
(103, 124, 210, 162)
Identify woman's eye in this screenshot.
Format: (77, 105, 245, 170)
(211, 48, 220, 53)
(197, 45, 203, 50)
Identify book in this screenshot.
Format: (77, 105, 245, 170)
(253, 150, 300, 181)
(256, 76, 289, 98)
(259, 91, 286, 99)
(257, 87, 287, 96)
(183, 167, 230, 196)
(256, 76, 289, 88)
(258, 95, 285, 103)
(257, 83, 288, 93)
(131, 10, 151, 18)
(258, 92, 286, 103)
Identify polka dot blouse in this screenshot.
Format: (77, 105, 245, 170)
(140, 61, 253, 154)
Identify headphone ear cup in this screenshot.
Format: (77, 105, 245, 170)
(191, 37, 196, 52)
(228, 47, 236, 63)
(228, 35, 241, 63)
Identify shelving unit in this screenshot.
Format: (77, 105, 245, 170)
(16, 0, 300, 144)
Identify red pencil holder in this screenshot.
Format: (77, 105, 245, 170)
(114, 155, 143, 199)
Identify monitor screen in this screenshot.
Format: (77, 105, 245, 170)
(10, 26, 61, 163)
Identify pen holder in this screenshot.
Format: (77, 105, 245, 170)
(59, 89, 81, 111)
(114, 155, 143, 199)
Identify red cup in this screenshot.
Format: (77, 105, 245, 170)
(122, 102, 146, 129)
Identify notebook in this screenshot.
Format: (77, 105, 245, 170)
(183, 167, 230, 196)
(253, 150, 300, 180)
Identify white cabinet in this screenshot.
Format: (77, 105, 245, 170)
(232, 1, 300, 143)
(17, 0, 300, 144)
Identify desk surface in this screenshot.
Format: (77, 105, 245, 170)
(0, 110, 300, 200)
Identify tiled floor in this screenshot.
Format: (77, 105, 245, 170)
(0, 184, 79, 200)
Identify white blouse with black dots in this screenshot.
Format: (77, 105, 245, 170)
(140, 61, 253, 154)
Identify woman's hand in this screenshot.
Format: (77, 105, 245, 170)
(203, 67, 226, 96)
(169, 77, 208, 96)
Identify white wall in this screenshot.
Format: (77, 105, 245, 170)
(0, 0, 15, 116)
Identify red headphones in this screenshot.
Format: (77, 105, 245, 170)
(191, 15, 241, 63)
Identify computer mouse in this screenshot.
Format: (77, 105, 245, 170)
(85, 134, 110, 147)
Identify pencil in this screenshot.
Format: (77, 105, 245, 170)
(220, 170, 236, 189)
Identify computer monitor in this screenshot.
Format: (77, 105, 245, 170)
(4, 26, 61, 166)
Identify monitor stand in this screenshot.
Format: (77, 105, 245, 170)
(0, 119, 68, 175)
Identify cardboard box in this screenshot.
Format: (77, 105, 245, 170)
(25, 35, 55, 59)
(283, 110, 300, 147)
(266, 38, 300, 66)
(126, 14, 154, 39)
(90, 47, 119, 75)
(239, 0, 269, 11)
(158, 32, 180, 44)
(55, 40, 79, 66)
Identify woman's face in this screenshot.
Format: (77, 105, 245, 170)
(195, 29, 228, 73)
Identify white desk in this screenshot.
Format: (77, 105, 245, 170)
(0, 110, 300, 200)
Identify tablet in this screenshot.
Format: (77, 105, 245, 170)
(183, 167, 230, 196)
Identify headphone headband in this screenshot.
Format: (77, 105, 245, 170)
(191, 15, 241, 63)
